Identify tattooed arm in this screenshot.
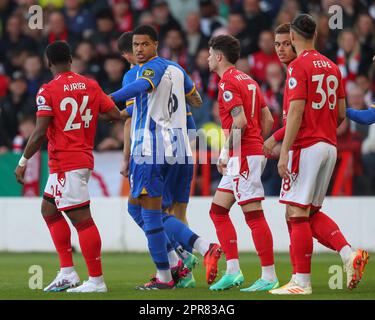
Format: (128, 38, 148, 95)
(217, 106, 247, 174)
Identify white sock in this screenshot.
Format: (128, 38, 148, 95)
(261, 265, 277, 282)
(193, 237, 210, 256)
(291, 274, 297, 283)
(340, 245, 354, 264)
(60, 266, 75, 274)
(295, 273, 311, 288)
(89, 275, 104, 285)
(226, 259, 240, 274)
(156, 269, 172, 283)
(168, 250, 180, 268)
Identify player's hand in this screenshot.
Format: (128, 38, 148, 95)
(120, 159, 129, 177)
(277, 151, 290, 179)
(14, 165, 26, 185)
(263, 136, 277, 156)
(217, 157, 228, 175)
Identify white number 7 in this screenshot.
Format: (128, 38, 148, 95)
(248, 84, 256, 117)
(60, 96, 92, 131)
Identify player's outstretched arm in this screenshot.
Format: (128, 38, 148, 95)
(186, 90, 203, 108)
(110, 78, 151, 103)
(261, 106, 274, 138)
(14, 116, 52, 184)
(278, 99, 305, 179)
(346, 106, 375, 125)
(337, 98, 346, 126)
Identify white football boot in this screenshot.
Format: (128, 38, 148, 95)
(44, 270, 80, 292)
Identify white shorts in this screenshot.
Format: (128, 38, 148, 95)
(217, 155, 267, 205)
(44, 169, 91, 211)
(279, 142, 337, 210)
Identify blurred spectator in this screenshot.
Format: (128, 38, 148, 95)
(96, 121, 124, 152)
(12, 115, 36, 153)
(44, 10, 80, 50)
(235, 58, 251, 74)
(0, 71, 34, 146)
(347, 85, 369, 140)
(248, 30, 281, 84)
(0, 64, 9, 98)
(0, 14, 37, 61)
(138, 10, 156, 27)
(39, 0, 64, 10)
(23, 54, 49, 97)
(4, 48, 29, 76)
(101, 54, 125, 93)
(152, 0, 181, 43)
(0, 0, 17, 38)
(160, 28, 189, 70)
(315, 14, 336, 60)
(63, 0, 95, 38)
(242, 0, 272, 54)
(199, 0, 226, 37)
(227, 11, 252, 57)
(74, 40, 101, 77)
(89, 9, 121, 57)
(361, 122, 375, 195)
(71, 55, 88, 75)
(355, 74, 374, 107)
(190, 48, 215, 128)
(184, 11, 208, 58)
(111, 0, 133, 32)
(355, 13, 375, 72)
(273, 8, 293, 27)
(166, 0, 199, 29)
(336, 29, 362, 92)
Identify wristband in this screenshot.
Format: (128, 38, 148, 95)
(18, 155, 28, 167)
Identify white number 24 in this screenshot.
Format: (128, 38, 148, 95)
(60, 96, 93, 131)
(312, 74, 339, 110)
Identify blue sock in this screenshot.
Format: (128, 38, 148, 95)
(128, 202, 144, 230)
(142, 208, 169, 270)
(162, 213, 199, 253)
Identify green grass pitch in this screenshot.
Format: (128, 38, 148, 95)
(0, 252, 373, 300)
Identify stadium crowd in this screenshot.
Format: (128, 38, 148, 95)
(0, 0, 375, 195)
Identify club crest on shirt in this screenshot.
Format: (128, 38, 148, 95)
(36, 95, 46, 105)
(288, 77, 297, 89)
(223, 90, 233, 102)
(142, 68, 155, 78)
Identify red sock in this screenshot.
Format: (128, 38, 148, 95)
(209, 203, 238, 260)
(290, 217, 313, 274)
(43, 213, 73, 268)
(310, 211, 350, 252)
(286, 219, 296, 274)
(244, 210, 274, 266)
(74, 218, 102, 277)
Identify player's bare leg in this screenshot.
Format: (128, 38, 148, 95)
(209, 191, 243, 290)
(171, 202, 189, 225)
(240, 201, 278, 292)
(41, 198, 80, 292)
(308, 208, 369, 290)
(270, 205, 312, 295)
(64, 206, 107, 293)
(136, 195, 174, 290)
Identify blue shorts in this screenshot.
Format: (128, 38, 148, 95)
(162, 161, 194, 209)
(129, 156, 168, 198)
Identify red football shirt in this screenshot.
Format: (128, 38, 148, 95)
(217, 67, 266, 157)
(36, 71, 115, 173)
(286, 50, 345, 149)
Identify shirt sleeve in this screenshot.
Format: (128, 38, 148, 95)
(336, 68, 345, 99)
(36, 85, 54, 117)
(183, 71, 196, 96)
(138, 59, 167, 90)
(220, 81, 243, 113)
(287, 62, 308, 101)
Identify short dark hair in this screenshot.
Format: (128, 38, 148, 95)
(291, 14, 316, 39)
(133, 25, 158, 42)
(118, 31, 133, 53)
(208, 35, 241, 64)
(275, 23, 291, 34)
(45, 41, 72, 65)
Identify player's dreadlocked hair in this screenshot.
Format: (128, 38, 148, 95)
(208, 35, 241, 65)
(133, 25, 158, 42)
(291, 14, 316, 39)
(118, 31, 133, 53)
(45, 41, 72, 65)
